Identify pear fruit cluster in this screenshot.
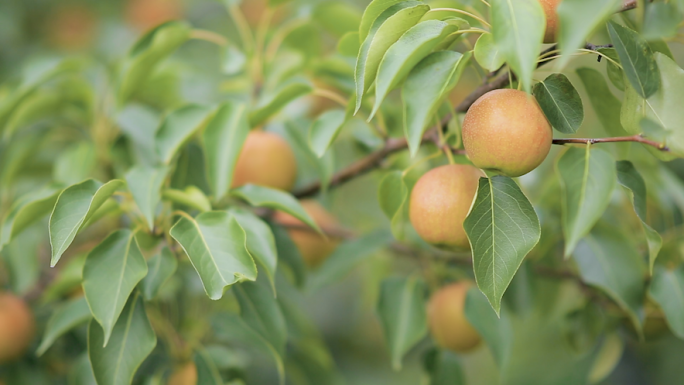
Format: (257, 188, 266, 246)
(427, 282, 481, 353)
(0, 293, 35, 363)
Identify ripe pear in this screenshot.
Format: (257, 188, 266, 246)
(125, 0, 183, 31)
(539, 0, 562, 43)
(273, 200, 340, 268)
(409, 164, 484, 250)
(48, 5, 97, 51)
(462, 89, 552, 177)
(0, 293, 35, 363)
(168, 362, 197, 385)
(427, 282, 481, 353)
(232, 131, 298, 191)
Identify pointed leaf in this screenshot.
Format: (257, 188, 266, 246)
(141, 247, 177, 301)
(155, 104, 213, 165)
(474, 33, 504, 72)
(271, 224, 307, 288)
(234, 281, 287, 355)
(607, 21, 660, 99)
(490, 0, 545, 92)
(0, 186, 61, 250)
(377, 276, 428, 370)
(249, 81, 313, 127)
(83, 230, 148, 346)
(573, 225, 645, 333)
(402, 51, 470, 156)
(170, 211, 257, 300)
(162, 186, 212, 212)
(463, 176, 541, 314)
(575, 67, 627, 137)
(616, 161, 662, 274)
(202, 102, 249, 199)
(231, 184, 320, 233)
(649, 265, 684, 340)
(556, 0, 621, 68)
(337, 31, 361, 57)
(308, 109, 347, 158)
(125, 165, 167, 230)
(194, 349, 223, 385)
(88, 293, 157, 385)
(464, 287, 512, 367)
(556, 146, 616, 257)
(378, 171, 409, 239)
(354, 1, 430, 112)
(49, 179, 124, 266)
(119, 21, 191, 103)
(230, 209, 278, 295)
(371, 20, 459, 118)
(532, 73, 583, 134)
(37, 297, 92, 356)
(359, 0, 405, 42)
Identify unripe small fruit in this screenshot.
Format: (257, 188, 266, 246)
(539, 0, 562, 43)
(409, 164, 484, 250)
(427, 282, 481, 353)
(462, 89, 552, 177)
(232, 131, 298, 191)
(168, 362, 197, 385)
(273, 200, 340, 268)
(0, 293, 35, 363)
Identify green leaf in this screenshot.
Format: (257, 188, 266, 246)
(36, 297, 92, 356)
(308, 109, 347, 158)
(474, 33, 504, 72)
(313, 1, 362, 38)
(621, 53, 684, 160)
(490, 0, 545, 92)
(370, 20, 459, 118)
(616, 161, 662, 274)
(202, 102, 249, 200)
(88, 293, 157, 385)
(231, 184, 320, 233)
(402, 50, 470, 156)
(358, 0, 405, 42)
(234, 280, 288, 355)
(162, 186, 212, 212)
(532, 73, 583, 134)
(464, 287, 512, 367)
(286, 121, 335, 193)
(607, 21, 660, 99)
(125, 165, 167, 230)
(642, 3, 682, 41)
(377, 276, 428, 370)
(53, 142, 97, 186)
(249, 81, 313, 127)
(424, 350, 466, 385)
(83, 230, 148, 346)
(141, 247, 177, 301)
(0, 186, 61, 250)
(116, 104, 160, 166)
(41, 254, 86, 303)
(556, 146, 616, 257)
(213, 313, 285, 385)
(573, 224, 645, 333)
(193, 349, 223, 385)
(575, 67, 627, 137)
(649, 265, 684, 340)
(378, 171, 409, 239)
(598, 48, 625, 91)
(354, 1, 430, 113)
(49, 179, 124, 266)
(155, 104, 214, 165)
(119, 21, 191, 103)
(230, 209, 278, 296)
(337, 32, 361, 57)
(271, 224, 306, 288)
(463, 176, 541, 315)
(307, 229, 393, 292)
(555, 0, 621, 69)
(170, 211, 257, 300)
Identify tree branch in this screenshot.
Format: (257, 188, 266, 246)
(553, 135, 669, 151)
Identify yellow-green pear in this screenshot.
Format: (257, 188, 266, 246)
(232, 130, 298, 191)
(428, 282, 481, 353)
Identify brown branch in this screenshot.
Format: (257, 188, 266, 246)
(621, 0, 637, 11)
(553, 135, 669, 151)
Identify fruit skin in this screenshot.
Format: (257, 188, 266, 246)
(168, 362, 197, 385)
(539, 0, 562, 43)
(273, 200, 340, 268)
(427, 282, 481, 353)
(125, 0, 183, 31)
(48, 5, 98, 51)
(409, 164, 484, 250)
(232, 131, 298, 191)
(0, 293, 35, 363)
(462, 89, 552, 177)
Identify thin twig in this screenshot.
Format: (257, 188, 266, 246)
(553, 135, 669, 151)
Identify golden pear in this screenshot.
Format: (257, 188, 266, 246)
(232, 131, 298, 191)
(167, 362, 197, 385)
(0, 293, 35, 363)
(427, 282, 481, 353)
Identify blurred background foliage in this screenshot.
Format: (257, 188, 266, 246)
(1, 0, 684, 384)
